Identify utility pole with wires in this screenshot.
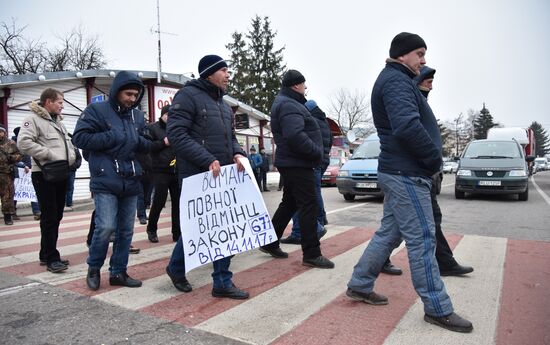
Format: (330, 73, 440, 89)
(153, 0, 177, 83)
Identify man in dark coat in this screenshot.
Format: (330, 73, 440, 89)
(165, 54, 249, 299)
(281, 99, 332, 244)
(146, 104, 181, 243)
(259, 70, 334, 269)
(73, 71, 152, 291)
(345, 33, 472, 333)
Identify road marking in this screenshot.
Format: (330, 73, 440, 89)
(0, 282, 42, 296)
(326, 203, 370, 214)
(531, 175, 550, 206)
(383, 235, 507, 345)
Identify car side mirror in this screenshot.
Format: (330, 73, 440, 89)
(526, 155, 535, 162)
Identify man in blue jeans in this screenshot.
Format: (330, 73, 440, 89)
(73, 71, 152, 291)
(346, 32, 472, 333)
(165, 54, 248, 299)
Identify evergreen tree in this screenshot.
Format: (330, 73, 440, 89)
(226, 15, 286, 114)
(473, 103, 498, 139)
(530, 121, 550, 156)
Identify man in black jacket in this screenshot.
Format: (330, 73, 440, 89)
(165, 54, 249, 299)
(146, 104, 181, 243)
(259, 70, 334, 269)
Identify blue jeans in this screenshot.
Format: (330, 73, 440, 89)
(347, 172, 453, 317)
(65, 171, 76, 207)
(87, 193, 137, 275)
(31, 201, 40, 215)
(169, 235, 233, 289)
(290, 167, 325, 239)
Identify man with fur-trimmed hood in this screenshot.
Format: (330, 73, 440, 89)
(18, 88, 76, 273)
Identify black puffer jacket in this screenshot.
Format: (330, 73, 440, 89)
(166, 78, 244, 178)
(309, 106, 333, 171)
(270, 87, 323, 169)
(148, 119, 176, 174)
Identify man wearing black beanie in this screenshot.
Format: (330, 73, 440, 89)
(164, 54, 249, 299)
(259, 69, 335, 269)
(346, 33, 473, 333)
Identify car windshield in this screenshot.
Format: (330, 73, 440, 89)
(463, 141, 522, 159)
(329, 157, 341, 166)
(351, 140, 380, 159)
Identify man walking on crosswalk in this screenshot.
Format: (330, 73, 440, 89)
(346, 32, 473, 333)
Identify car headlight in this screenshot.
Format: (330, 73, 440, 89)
(456, 169, 471, 176)
(509, 170, 527, 177)
(338, 170, 349, 177)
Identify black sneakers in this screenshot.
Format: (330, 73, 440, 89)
(381, 261, 403, 275)
(109, 272, 142, 288)
(280, 236, 301, 245)
(259, 246, 289, 258)
(212, 284, 249, 299)
(166, 267, 192, 292)
(303, 256, 335, 269)
(147, 231, 159, 243)
(46, 261, 69, 273)
(440, 264, 474, 276)
(86, 267, 101, 290)
(346, 288, 388, 305)
(424, 312, 474, 333)
(40, 259, 70, 266)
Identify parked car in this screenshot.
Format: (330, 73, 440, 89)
(336, 134, 382, 201)
(454, 139, 534, 201)
(321, 157, 345, 186)
(442, 161, 459, 174)
(337, 133, 442, 201)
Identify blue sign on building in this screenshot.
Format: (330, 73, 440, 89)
(91, 94, 106, 103)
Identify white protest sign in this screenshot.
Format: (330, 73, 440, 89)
(14, 168, 37, 202)
(180, 158, 276, 273)
(153, 86, 178, 119)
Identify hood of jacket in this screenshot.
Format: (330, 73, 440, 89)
(109, 71, 145, 113)
(414, 66, 436, 98)
(29, 101, 62, 121)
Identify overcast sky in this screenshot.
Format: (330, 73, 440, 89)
(4, 0, 550, 131)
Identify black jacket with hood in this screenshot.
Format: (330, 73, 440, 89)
(72, 71, 152, 196)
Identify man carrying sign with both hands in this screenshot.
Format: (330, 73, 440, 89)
(165, 54, 249, 299)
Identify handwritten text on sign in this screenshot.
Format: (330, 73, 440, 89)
(180, 159, 276, 273)
(14, 168, 37, 202)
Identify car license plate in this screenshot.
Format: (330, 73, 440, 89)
(356, 182, 377, 188)
(479, 180, 501, 186)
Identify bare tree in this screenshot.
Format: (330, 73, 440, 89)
(1, 19, 105, 75)
(328, 88, 374, 138)
(0, 19, 46, 75)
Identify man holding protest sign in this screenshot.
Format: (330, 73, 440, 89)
(166, 54, 249, 299)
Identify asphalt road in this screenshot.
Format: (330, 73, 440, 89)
(1, 171, 549, 345)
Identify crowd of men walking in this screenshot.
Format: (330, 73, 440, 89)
(0, 31, 475, 333)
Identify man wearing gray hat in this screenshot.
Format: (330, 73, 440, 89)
(345, 33, 473, 333)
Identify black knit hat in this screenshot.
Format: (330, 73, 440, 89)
(119, 83, 143, 92)
(282, 69, 306, 87)
(389, 32, 427, 58)
(198, 55, 228, 79)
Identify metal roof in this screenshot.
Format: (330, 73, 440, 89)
(0, 69, 270, 120)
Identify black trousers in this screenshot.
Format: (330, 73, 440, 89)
(260, 169, 269, 191)
(32, 172, 67, 264)
(146, 172, 180, 236)
(266, 167, 321, 259)
(431, 184, 458, 270)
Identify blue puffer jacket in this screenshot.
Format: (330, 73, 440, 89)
(371, 61, 442, 177)
(73, 71, 152, 196)
(166, 78, 244, 178)
(270, 88, 323, 169)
